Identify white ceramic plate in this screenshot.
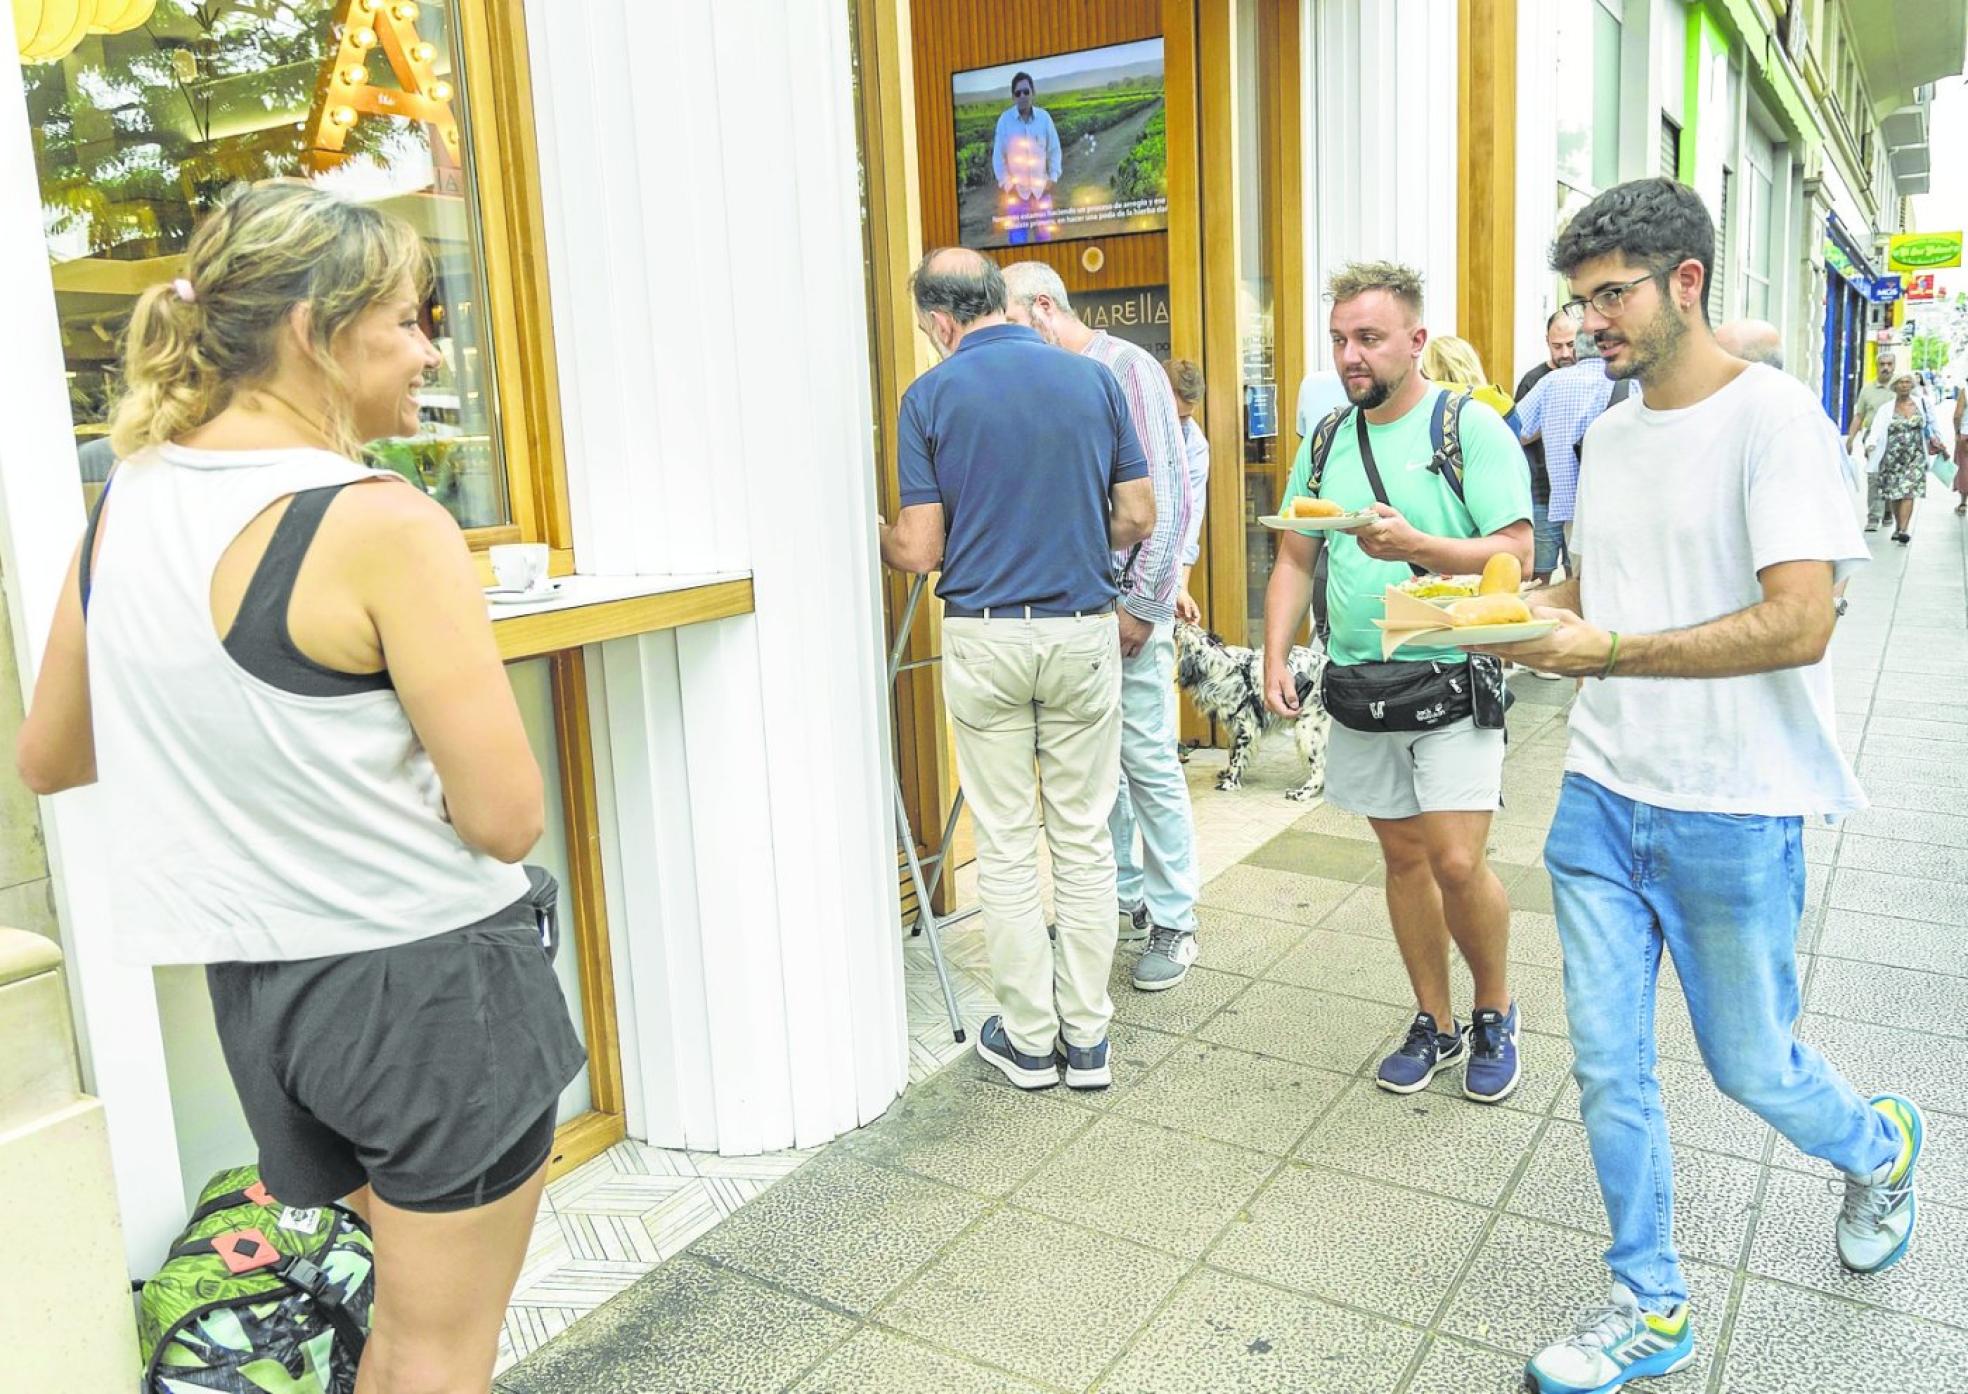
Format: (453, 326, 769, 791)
(486, 580, 563, 606)
(1258, 512, 1376, 534)
(1438, 619, 1558, 646)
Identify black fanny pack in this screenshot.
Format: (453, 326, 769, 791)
(1322, 660, 1469, 733)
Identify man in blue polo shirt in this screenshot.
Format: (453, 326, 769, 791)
(880, 247, 1155, 1093)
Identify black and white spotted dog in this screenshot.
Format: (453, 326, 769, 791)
(1173, 621, 1331, 800)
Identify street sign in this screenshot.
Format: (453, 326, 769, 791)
(1906, 273, 1939, 303)
(1887, 231, 1962, 273)
(1869, 275, 1905, 303)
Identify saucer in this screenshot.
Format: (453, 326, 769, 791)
(486, 580, 563, 606)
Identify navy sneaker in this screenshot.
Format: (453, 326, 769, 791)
(1464, 1001, 1521, 1103)
(1054, 1037, 1112, 1091)
(974, 1015, 1059, 1090)
(1376, 1012, 1465, 1094)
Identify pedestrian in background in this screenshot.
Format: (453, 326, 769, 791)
(1514, 348, 1635, 560)
(1489, 177, 1922, 1394)
(1515, 312, 1578, 583)
(1420, 334, 1517, 424)
(16, 180, 583, 1394)
(1164, 356, 1210, 624)
(882, 248, 1153, 1092)
(1865, 368, 1947, 544)
(1262, 260, 1533, 1106)
(1848, 352, 1898, 532)
(1953, 386, 1968, 515)
(1003, 261, 1204, 993)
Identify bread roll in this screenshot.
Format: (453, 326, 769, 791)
(1478, 552, 1522, 596)
(1445, 594, 1532, 627)
(1289, 496, 1344, 518)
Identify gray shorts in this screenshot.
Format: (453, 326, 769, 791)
(207, 871, 586, 1211)
(1324, 716, 1505, 820)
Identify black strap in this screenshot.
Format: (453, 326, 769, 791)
(1354, 412, 1428, 579)
(278, 1253, 368, 1363)
(79, 472, 113, 617)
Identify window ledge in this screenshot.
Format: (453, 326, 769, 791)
(493, 573, 754, 660)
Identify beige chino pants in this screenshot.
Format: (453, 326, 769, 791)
(942, 612, 1123, 1056)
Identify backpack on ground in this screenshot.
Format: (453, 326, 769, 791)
(138, 1165, 375, 1394)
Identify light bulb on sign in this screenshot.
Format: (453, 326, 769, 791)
(350, 27, 377, 49)
(330, 106, 358, 127)
(340, 64, 368, 86)
(428, 80, 454, 103)
(394, 1, 419, 18)
(410, 41, 435, 63)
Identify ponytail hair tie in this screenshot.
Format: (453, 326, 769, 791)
(172, 277, 197, 304)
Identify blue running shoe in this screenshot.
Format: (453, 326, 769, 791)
(1053, 1037, 1112, 1091)
(974, 1015, 1059, 1090)
(1375, 1012, 1465, 1094)
(1524, 1283, 1694, 1393)
(1836, 1093, 1924, 1273)
(1465, 1000, 1521, 1103)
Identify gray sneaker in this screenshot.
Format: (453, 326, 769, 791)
(1836, 1094, 1923, 1273)
(1117, 902, 1150, 944)
(1132, 926, 1198, 991)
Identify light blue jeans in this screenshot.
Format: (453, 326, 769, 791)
(1546, 773, 1898, 1309)
(1108, 622, 1198, 934)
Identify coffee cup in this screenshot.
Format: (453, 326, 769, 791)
(490, 543, 550, 593)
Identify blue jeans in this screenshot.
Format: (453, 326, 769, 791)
(1532, 500, 1568, 576)
(1545, 774, 1898, 1309)
(1108, 622, 1198, 933)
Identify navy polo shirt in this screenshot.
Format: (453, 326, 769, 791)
(897, 323, 1148, 613)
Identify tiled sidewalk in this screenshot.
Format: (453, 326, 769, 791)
(500, 503, 1968, 1394)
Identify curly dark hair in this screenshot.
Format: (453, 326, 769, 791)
(1550, 178, 1715, 320)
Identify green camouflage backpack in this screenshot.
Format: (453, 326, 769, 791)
(139, 1166, 375, 1394)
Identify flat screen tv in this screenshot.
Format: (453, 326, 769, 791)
(950, 37, 1168, 250)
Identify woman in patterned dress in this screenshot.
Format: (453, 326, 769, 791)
(1866, 370, 1947, 543)
(1952, 389, 1967, 516)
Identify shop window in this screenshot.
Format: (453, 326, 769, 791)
(21, 0, 555, 544)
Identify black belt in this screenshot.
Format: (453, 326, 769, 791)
(943, 601, 1116, 620)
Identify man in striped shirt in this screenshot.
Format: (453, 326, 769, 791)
(1514, 352, 1636, 553)
(1004, 261, 1202, 991)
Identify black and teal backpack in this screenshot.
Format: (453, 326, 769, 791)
(139, 1166, 376, 1394)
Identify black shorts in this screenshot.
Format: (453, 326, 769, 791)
(207, 873, 587, 1213)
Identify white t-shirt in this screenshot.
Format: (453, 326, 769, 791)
(1566, 364, 1867, 817)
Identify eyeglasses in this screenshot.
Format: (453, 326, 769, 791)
(1561, 272, 1662, 322)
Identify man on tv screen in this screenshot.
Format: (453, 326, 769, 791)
(992, 72, 1061, 246)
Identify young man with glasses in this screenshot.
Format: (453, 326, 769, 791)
(1476, 179, 1922, 1394)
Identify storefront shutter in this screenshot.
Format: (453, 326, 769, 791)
(1708, 170, 1731, 324)
(1660, 117, 1681, 182)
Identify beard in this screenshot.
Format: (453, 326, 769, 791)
(1344, 370, 1397, 409)
(1598, 302, 1687, 382)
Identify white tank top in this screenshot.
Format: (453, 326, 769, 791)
(85, 444, 528, 965)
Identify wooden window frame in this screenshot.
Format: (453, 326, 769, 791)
(451, 0, 576, 577)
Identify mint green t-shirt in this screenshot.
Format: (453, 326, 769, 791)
(1283, 388, 1531, 668)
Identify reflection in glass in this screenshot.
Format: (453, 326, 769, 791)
(25, 0, 507, 527)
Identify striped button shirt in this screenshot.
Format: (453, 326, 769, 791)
(1514, 360, 1635, 523)
(1080, 331, 1191, 623)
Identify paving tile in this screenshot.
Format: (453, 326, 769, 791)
(1870, 714, 1968, 745)
(1268, 925, 1418, 1006)
(838, 1072, 1092, 1198)
(1115, 1040, 1349, 1154)
(1841, 805, 1968, 853)
(1859, 754, 1968, 790)
(1191, 903, 1315, 978)
(1404, 1335, 1534, 1394)
(1109, 961, 1249, 1036)
(1099, 1266, 1421, 1394)
(1797, 1013, 1968, 1117)
(1199, 863, 1361, 927)
(1503, 909, 1564, 970)
(1209, 1164, 1488, 1325)
(1295, 1081, 1539, 1206)
(1505, 866, 1556, 915)
(1835, 834, 1968, 885)
(1012, 1113, 1277, 1259)
(789, 1327, 1045, 1394)
(686, 1152, 984, 1314)
(1314, 885, 1398, 938)
(1438, 1215, 1730, 1387)
(497, 1255, 854, 1394)
(1857, 778, 1965, 817)
(1551, 1054, 1772, 1161)
(1807, 957, 1968, 1038)
(1196, 979, 1409, 1074)
(1815, 908, 1968, 977)
(1508, 1119, 1761, 1268)
(1716, 1276, 1968, 1394)
(1244, 827, 1388, 883)
(1746, 1166, 1968, 1327)
(878, 1206, 1186, 1389)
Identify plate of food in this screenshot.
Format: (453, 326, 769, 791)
(1259, 497, 1377, 533)
(1373, 556, 1554, 654)
(1396, 573, 1480, 602)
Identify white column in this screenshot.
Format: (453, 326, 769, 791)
(0, 22, 186, 1271)
(525, 0, 906, 1152)
(1515, 0, 1563, 366)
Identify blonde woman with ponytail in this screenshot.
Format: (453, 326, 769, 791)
(18, 181, 582, 1394)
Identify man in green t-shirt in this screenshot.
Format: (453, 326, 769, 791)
(1261, 260, 1533, 1106)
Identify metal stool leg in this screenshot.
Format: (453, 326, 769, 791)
(895, 780, 966, 1042)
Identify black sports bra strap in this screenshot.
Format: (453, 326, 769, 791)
(79, 474, 113, 617)
(231, 484, 352, 630)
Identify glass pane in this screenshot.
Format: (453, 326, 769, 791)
(1235, 0, 1276, 644)
(509, 659, 594, 1126)
(1591, 5, 1623, 191)
(25, 0, 509, 528)
(1554, 1, 1594, 189)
